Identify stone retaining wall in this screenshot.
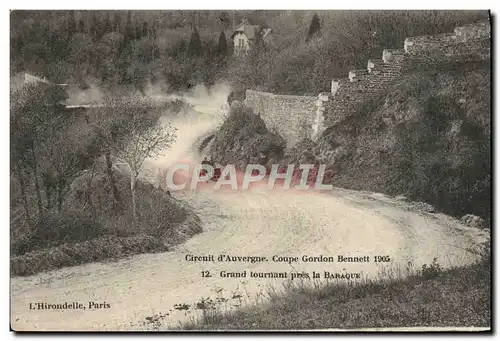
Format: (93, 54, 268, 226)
(244, 20, 490, 147)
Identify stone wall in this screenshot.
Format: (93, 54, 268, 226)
(320, 19, 491, 133)
(244, 90, 318, 148)
(244, 20, 490, 147)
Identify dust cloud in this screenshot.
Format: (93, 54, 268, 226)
(140, 82, 231, 185)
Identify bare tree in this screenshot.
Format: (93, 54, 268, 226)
(87, 95, 128, 207)
(114, 102, 177, 224)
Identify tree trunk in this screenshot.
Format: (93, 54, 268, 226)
(130, 171, 137, 225)
(44, 180, 54, 210)
(57, 183, 64, 213)
(15, 162, 31, 224)
(30, 149, 44, 218)
(105, 150, 121, 205)
(86, 163, 97, 221)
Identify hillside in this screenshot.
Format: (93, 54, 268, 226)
(10, 161, 202, 277)
(312, 59, 491, 223)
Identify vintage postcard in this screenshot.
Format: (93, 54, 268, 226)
(9, 10, 491, 332)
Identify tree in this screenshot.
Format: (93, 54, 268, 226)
(114, 100, 177, 224)
(216, 31, 228, 56)
(67, 10, 77, 37)
(113, 12, 123, 33)
(124, 11, 135, 45)
(78, 18, 86, 33)
(86, 95, 128, 206)
(152, 43, 161, 60)
(67, 33, 94, 66)
(96, 32, 124, 82)
(141, 21, 149, 38)
(40, 117, 96, 212)
(10, 83, 69, 220)
(187, 28, 203, 57)
(219, 11, 231, 29)
(306, 12, 321, 42)
(102, 13, 112, 35)
(90, 13, 102, 41)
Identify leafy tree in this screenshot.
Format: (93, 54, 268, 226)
(102, 13, 112, 35)
(21, 43, 51, 75)
(40, 117, 96, 212)
(124, 11, 135, 44)
(187, 28, 203, 57)
(78, 18, 85, 33)
(67, 10, 77, 37)
(306, 12, 321, 42)
(96, 32, 124, 82)
(10, 84, 68, 219)
(68, 33, 93, 65)
(216, 31, 228, 55)
(113, 12, 122, 33)
(90, 13, 101, 41)
(142, 21, 149, 38)
(152, 43, 161, 60)
(219, 11, 231, 29)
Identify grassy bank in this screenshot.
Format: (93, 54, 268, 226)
(10, 164, 202, 277)
(177, 257, 490, 330)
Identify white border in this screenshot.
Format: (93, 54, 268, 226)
(3, 2, 497, 340)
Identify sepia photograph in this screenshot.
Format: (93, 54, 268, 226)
(9, 9, 492, 332)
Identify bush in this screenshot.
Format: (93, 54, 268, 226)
(421, 258, 443, 280)
(11, 235, 168, 276)
(12, 210, 105, 256)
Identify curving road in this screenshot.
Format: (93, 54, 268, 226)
(10, 90, 489, 331)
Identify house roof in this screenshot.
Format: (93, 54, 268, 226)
(23, 73, 67, 87)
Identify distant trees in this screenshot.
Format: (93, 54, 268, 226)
(10, 84, 84, 221)
(306, 12, 321, 42)
(10, 81, 181, 235)
(219, 11, 231, 29)
(187, 28, 203, 57)
(9, 10, 489, 94)
(216, 31, 228, 56)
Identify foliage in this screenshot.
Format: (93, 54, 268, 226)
(10, 10, 489, 94)
(388, 69, 491, 221)
(178, 257, 490, 330)
(188, 28, 203, 58)
(306, 12, 321, 42)
(216, 31, 228, 56)
(421, 258, 443, 279)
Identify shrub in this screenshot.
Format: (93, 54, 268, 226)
(11, 235, 168, 276)
(12, 210, 105, 256)
(421, 258, 443, 280)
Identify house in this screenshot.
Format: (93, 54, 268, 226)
(231, 19, 272, 56)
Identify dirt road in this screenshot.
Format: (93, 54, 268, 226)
(10, 90, 489, 331)
(10, 183, 488, 331)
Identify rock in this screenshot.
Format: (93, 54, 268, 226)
(460, 214, 486, 229)
(395, 195, 407, 201)
(210, 104, 286, 169)
(415, 202, 435, 213)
